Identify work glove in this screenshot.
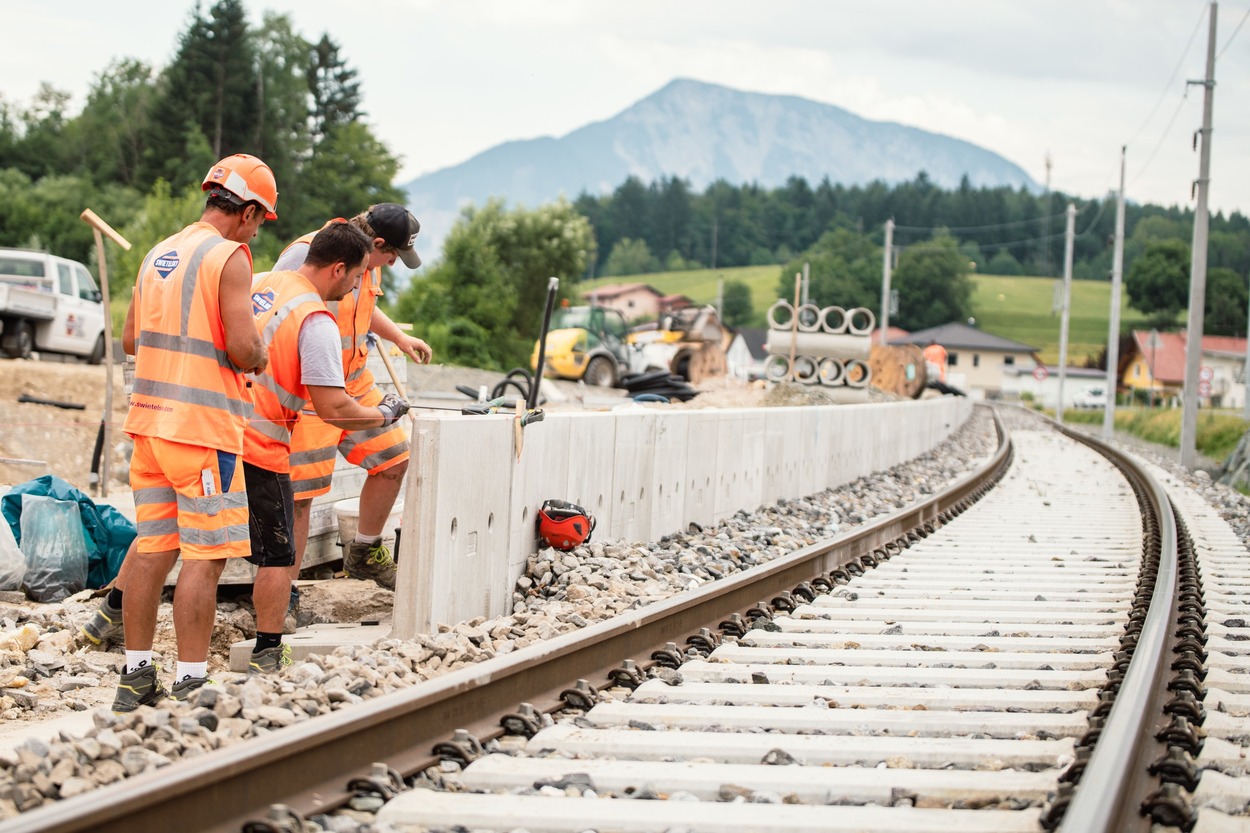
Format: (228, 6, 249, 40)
(378, 393, 412, 425)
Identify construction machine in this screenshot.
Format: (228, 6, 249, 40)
(532, 303, 727, 388)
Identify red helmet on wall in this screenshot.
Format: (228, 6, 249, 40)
(536, 499, 595, 551)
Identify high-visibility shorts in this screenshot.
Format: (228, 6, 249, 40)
(288, 384, 410, 501)
(129, 436, 249, 560)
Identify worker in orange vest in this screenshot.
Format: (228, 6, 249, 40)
(271, 205, 430, 610)
(243, 221, 411, 672)
(110, 154, 274, 712)
(922, 340, 948, 383)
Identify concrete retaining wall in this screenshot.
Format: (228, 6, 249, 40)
(391, 396, 973, 637)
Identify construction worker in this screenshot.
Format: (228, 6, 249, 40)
(244, 221, 411, 670)
(110, 154, 275, 712)
(922, 340, 948, 383)
(271, 204, 430, 615)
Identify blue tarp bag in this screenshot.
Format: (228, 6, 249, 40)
(1, 475, 133, 590)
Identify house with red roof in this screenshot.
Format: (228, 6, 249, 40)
(1121, 330, 1248, 408)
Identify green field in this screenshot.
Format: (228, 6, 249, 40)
(583, 267, 1158, 365)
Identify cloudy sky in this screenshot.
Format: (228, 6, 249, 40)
(6, 0, 1249, 216)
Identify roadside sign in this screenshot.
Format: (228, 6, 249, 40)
(1199, 366, 1214, 382)
(1032, 365, 1048, 381)
(1198, 380, 1212, 398)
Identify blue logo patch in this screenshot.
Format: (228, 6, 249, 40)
(153, 251, 180, 280)
(252, 289, 275, 316)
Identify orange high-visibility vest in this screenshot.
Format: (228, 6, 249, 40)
(244, 271, 329, 472)
(279, 229, 382, 397)
(124, 221, 253, 453)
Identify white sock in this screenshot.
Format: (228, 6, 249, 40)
(125, 651, 153, 673)
(176, 662, 208, 682)
(354, 532, 382, 545)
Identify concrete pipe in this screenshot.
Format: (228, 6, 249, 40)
(846, 307, 876, 336)
(844, 358, 872, 388)
(765, 329, 872, 360)
(766, 300, 794, 331)
(818, 357, 845, 386)
(793, 355, 821, 384)
(763, 354, 791, 382)
(796, 304, 823, 332)
(820, 306, 848, 334)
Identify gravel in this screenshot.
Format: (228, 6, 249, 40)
(3, 404, 1245, 828)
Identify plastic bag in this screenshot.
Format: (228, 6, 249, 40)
(18, 495, 89, 602)
(0, 515, 23, 591)
(1, 475, 133, 588)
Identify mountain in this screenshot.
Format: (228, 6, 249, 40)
(401, 78, 1037, 262)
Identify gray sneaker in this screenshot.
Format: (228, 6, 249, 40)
(112, 664, 166, 713)
(169, 676, 212, 702)
(248, 643, 292, 675)
(80, 597, 123, 647)
(343, 539, 396, 590)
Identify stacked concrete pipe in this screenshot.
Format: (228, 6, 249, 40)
(764, 301, 874, 397)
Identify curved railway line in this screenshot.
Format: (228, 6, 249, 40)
(7, 406, 1248, 833)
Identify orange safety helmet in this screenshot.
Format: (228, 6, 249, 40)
(536, 499, 595, 551)
(203, 154, 279, 220)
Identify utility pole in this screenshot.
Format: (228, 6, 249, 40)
(710, 217, 718, 271)
(1104, 149, 1127, 441)
(1056, 203, 1076, 423)
(802, 262, 810, 307)
(1181, 1, 1218, 470)
(1041, 153, 1053, 277)
(880, 218, 894, 345)
(1244, 280, 1250, 421)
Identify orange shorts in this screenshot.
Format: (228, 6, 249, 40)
(129, 436, 249, 560)
(288, 384, 409, 501)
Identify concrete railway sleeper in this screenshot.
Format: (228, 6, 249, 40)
(4, 411, 1231, 833)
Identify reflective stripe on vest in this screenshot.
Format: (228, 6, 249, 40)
(124, 221, 252, 453)
(244, 271, 329, 472)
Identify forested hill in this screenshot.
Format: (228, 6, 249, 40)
(402, 78, 1038, 257)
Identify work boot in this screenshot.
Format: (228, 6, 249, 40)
(169, 676, 212, 702)
(248, 644, 292, 675)
(283, 586, 299, 635)
(111, 664, 166, 713)
(343, 539, 396, 590)
(80, 596, 123, 647)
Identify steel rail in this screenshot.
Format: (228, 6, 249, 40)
(1, 409, 1012, 833)
(1053, 423, 1180, 833)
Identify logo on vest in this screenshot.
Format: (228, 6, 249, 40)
(153, 251, 180, 280)
(252, 289, 276, 316)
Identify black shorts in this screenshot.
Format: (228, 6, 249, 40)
(243, 461, 296, 568)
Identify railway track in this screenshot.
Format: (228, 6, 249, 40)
(6, 408, 1237, 833)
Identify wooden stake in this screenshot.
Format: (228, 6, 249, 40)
(788, 273, 801, 382)
(79, 210, 131, 499)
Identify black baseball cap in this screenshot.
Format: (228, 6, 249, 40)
(366, 203, 422, 268)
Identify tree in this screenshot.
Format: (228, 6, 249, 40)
(1126, 239, 1190, 328)
(602, 238, 659, 276)
(75, 59, 157, 189)
(308, 34, 362, 146)
(890, 234, 973, 330)
(253, 13, 313, 220)
(143, 0, 259, 187)
(721, 279, 753, 328)
(986, 249, 1023, 276)
(778, 225, 881, 313)
(391, 199, 593, 370)
(1204, 267, 1248, 337)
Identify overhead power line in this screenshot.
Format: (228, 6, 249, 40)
(1218, 4, 1250, 58)
(1125, 4, 1207, 149)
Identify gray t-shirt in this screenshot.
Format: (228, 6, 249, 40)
(272, 241, 311, 273)
(298, 311, 345, 388)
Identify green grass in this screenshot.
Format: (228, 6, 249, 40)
(972, 275, 1166, 365)
(587, 267, 1165, 365)
(1058, 406, 1245, 463)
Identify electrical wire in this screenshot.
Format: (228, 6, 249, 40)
(1125, 4, 1207, 149)
(1217, 4, 1250, 59)
(1128, 87, 1193, 188)
(893, 212, 1070, 233)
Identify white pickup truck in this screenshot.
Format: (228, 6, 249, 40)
(0, 247, 107, 363)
